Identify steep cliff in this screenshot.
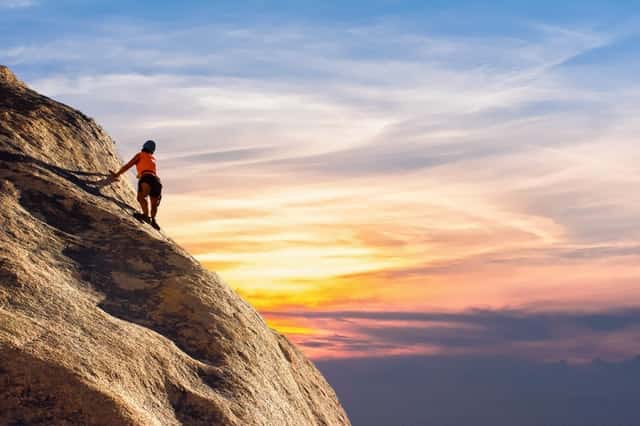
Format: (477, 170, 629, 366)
(0, 66, 350, 426)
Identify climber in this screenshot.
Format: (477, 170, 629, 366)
(110, 140, 163, 230)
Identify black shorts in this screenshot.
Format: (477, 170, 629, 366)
(138, 174, 162, 198)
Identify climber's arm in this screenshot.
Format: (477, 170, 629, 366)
(110, 153, 140, 180)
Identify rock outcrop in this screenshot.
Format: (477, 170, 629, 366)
(0, 65, 350, 426)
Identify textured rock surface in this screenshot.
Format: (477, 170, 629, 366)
(0, 65, 350, 426)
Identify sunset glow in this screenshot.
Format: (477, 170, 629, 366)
(13, 3, 640, 364)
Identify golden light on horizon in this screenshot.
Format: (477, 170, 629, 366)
(161, 172, 580, 316)
(160, 178, 640, 332)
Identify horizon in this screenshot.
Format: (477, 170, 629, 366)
(4, 1, 640, 424)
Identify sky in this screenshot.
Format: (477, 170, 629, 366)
(3, 1, 640, 424)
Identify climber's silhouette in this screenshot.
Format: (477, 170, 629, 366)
(110, 140, 162, 230)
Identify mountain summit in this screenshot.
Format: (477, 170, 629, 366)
(0, 66, 350, 426)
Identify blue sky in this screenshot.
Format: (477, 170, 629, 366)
(3, 1, 638, 70)
(3, 0, 638, 105)
(3, 1, 638, 92)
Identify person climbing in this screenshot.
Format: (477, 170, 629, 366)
(110, 140, 163, 230)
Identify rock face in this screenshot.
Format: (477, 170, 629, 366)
(0, 66, 350, 426)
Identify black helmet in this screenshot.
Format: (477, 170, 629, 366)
(142, 140, 156, 153)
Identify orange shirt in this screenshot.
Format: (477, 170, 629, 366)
(135, 152, 157, 178)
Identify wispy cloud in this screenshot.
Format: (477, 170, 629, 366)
(266, 308, 640, 361)
(0, 0, 36, 9)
